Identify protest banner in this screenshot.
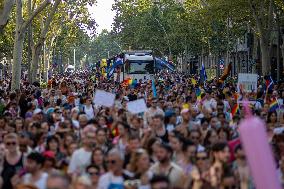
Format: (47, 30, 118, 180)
(237, 73, 258, 93)
(94, 89, 115, 107)
(237, 73, 258, 102)
(127, 99, 147, 114)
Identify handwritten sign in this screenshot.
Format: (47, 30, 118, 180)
(237, 73, 258, 93)
(127, 99, 147, 114)
(94, 89, 115, 107)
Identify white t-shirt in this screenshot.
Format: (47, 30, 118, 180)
(72, 119, 80, 129)
(203, 98, 217, 111)
(23, 172, 48, 189)
(84, 105, 95, 120)
(68, 148, 92, 175)
(97, 172, 124, 189)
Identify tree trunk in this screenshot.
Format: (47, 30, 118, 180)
(12, 32, 24, 90)
(0, 0, 15, 32)
(29, 0, 61, 83)
(259, 36, 270, 75)
(30, 43, 42, 83)
(11, 0, 24, 90)
(11, 0, 50, 89)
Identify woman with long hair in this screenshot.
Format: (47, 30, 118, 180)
(127, 149, 152, 188)
(203, 128, 218, 149)
(46, 136, 65, 168)
(90, 148, 106, 175)
(169, 131, 185, 165)
(267, 111, 279, 129)
(112, 121, 130, 157)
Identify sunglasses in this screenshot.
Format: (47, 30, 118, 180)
(88, 171, 100, 176)
(5, 142, 16, 146)
(55, 111, 62, 114)
(106, 160, 116, 165)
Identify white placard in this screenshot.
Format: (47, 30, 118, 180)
(237, 73, 258, 93)
(127, 99, 147, 114)
(94, 89, 115, 107)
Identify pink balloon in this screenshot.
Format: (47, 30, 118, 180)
(239, 116, 281, 189)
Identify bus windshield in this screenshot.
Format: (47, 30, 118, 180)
(128, 60, 154, 74)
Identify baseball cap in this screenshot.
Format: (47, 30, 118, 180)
(43, 151, 55, 159)
(33, 108, 43, 115)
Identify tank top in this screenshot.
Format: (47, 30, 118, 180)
(1, 154, 24, 189)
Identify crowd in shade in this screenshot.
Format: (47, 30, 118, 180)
(0, 69, 283, 189)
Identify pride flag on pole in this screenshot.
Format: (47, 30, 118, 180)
(269, 98, 279, 112)
(231, 103, 240, 117)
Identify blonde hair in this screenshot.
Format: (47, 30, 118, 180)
(128, 149, 148, 173)
(76, 175, 92, 186)
(4, 133, 18, 142)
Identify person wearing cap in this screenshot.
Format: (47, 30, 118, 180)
(33, 108, 44, 122)
(42, 151, 58, 174)
(175, 108, 191, 137)
(149, 143, 185, 188)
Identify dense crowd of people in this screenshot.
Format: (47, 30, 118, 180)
(0, 70, 283, 189)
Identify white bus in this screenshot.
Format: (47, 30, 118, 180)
(122, 50, 155, 81)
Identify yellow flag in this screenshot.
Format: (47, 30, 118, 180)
(191, 78, 197, 85)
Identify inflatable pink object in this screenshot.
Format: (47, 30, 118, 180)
(239, 116, 281, 189)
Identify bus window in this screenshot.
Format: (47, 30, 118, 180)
(128, 61, 154, 74)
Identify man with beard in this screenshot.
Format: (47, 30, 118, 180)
(68, 127, 96, 177)
(150, 143, 185, 188)
(144, 98, 165, 126)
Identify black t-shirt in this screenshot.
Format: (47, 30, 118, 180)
(156, 129, 169, 143)
(128, 94, 137, 101)
(2, 154, 24, 189)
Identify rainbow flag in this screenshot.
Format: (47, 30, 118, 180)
(269, 99, 279, 112)
(233, 93, 239, 101)
(121, 78, 138, 88)
(231, 104, 240, 117)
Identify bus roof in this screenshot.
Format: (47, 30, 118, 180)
(125, 53, 154, 61)
(123, 50, 152, 55)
